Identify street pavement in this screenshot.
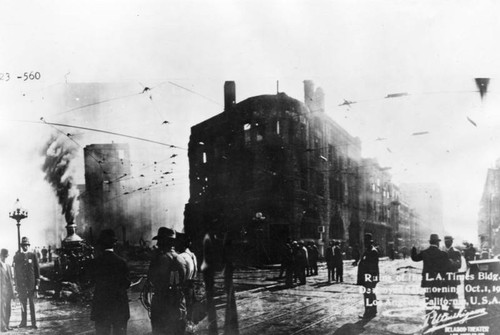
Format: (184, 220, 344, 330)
(192, 257, 426, 335)
(2, 258, 431, 334)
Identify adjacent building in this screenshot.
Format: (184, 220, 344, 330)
(184, 81, 365, 262)
(478, 159, 500, 253)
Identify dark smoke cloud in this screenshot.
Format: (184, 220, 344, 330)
(41, 133, 80, 224)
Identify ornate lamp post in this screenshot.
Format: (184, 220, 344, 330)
(8, 198, 28, 252)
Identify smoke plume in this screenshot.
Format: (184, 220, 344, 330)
(41, 133, 80, 224)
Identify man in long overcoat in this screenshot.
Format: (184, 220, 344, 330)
(13, 237, 39, 329)
(0, 249, 14, 332)
(411, 234, 452, 317)
(357, 233, 379, 319)
(147, 227, 187, 335)
(90, 229, 131, 335)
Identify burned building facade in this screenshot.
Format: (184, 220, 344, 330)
(184, 81, 363, 262)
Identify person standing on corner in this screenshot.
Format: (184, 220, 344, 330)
(90, 229, 131, 335)
(13, 237, 39, 329)
(0, 249, 15, 332)
(357, 233, 379, 319)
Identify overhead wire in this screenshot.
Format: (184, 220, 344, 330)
(17, 118, 187, 150)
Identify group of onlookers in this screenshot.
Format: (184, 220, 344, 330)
(89, 227, 198, 335)
(278, 240, 320, 287)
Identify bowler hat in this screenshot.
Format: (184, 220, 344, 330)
(152, 227, 176, 241)
(429, 234, 441, 243)
(20, 237, 30, 246)
(97, 229, 118, 246)
(0, 249, 8, 258)
(444, 235, 453, 240)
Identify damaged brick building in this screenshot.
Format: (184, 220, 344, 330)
(184, 81, 367, 262)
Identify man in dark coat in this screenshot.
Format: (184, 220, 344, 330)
(0, 249, 15, 332)
(333, 241, 343, 283)
(325, 241, 335, 283)
(411, 234, 452, 317)
(90, 229, 131, 335)
(147, 227, 187, 335)
(357, 233, 379, 319)
(13, 237, 39, 329)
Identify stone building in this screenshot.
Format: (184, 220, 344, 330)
(389, 186, 413, 252)
(184, 81, 363, 263)
(358, 158, 396, 255)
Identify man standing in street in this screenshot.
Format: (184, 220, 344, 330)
(147, 227, 187, 335)
(325, 241, 335, 283)
(90, 229, 131, 335)
(411, 234, 452, 319)
(13, 237, 39, 329)
(0, 249, 14, 332)
(357, 233, 379, 319)
(333, 241, 343, 283)
(307, 242, 319, 276)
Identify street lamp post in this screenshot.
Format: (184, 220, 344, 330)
(8, 198, 28, 252)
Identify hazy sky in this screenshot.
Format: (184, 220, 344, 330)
(2, 0, 500, 253)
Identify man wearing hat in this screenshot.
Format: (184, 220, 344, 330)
(357, 233, 379, 319)
(0, 249, 14, 331)
(411, 234, 452, 318)
(90, 229, 131, 335)
(147, 227, 187, 335)
(13, 237, 39, 329)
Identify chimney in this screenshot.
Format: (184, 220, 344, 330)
(304, 80, 314, 109)
(224, 81, 236, 111)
